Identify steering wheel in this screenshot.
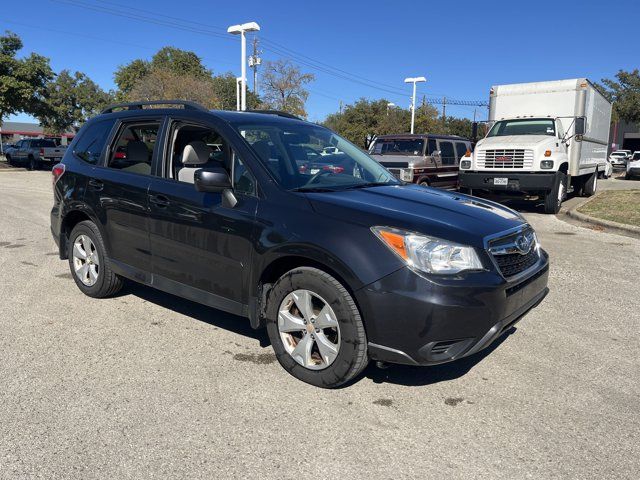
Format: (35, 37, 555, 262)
(307, 170, 334, 185)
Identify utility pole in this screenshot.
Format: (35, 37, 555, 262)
(442, 96, 447, 125)
(248, 36, 262, 96)
(339, 100, 343, 114)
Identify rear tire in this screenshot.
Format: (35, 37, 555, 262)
(265, 267, 369, 388)
(68, 220, 123, 298)
(544, 172, 566, 214)
(583, 171, 598, 197)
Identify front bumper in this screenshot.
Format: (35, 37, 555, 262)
(356, 250, 549, 366)
(459, 171, 556, 193)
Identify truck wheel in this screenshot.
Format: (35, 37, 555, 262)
(418, 178, 430, 187)
(68, 220, 123, 298)
(583, 171, 598, 197)
(544, 172, 566, 214)
(265, 267, 369, 388)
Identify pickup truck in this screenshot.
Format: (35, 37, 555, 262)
(5, 139, 67, 170)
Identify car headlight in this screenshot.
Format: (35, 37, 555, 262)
(400, 168, 414, 182)
(540, 160, 554, 169)
(460, 160, 471, 169)
(371, 226, 483, 275)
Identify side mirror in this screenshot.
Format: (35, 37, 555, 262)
(574, 117, 586, 136)
(194, 167, 232, 193)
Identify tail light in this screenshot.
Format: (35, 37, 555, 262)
(40, 148, 45, 156)
(52, 163, 65, 189)
(323, 165, 344, 174)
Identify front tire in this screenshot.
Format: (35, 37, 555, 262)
(583, 171, 598, 197)
(544, 172, 566, 214)
(265, 267, 369, 388)
(68, 220, 123, 298)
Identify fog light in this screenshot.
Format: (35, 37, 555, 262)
(400, 168, 414, 182)
(541, 160, 554, 169)
(460, 160, 471, 169)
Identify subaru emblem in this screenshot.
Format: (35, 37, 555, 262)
(515, 235, 531, 255)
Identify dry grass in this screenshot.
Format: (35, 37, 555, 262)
(578, 190, 640, 227)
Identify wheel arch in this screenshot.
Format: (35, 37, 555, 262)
(59, 206, 107, 259)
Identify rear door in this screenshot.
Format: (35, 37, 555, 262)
(16, 140, 30, 161)
(84, 117, 165, 278)
(147, 118, 258, 313)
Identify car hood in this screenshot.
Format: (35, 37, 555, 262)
(306, 184, 526, 248)
(477, 135, 554, 149)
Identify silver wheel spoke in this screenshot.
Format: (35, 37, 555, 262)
(73, 243, 87, 260)
(315, 304, 338, 329)
(278, 310, 306, 333)
(291, 333, 314, 367)
(77, 263, 89, 281)
(291, 290, 314, 322)
(315, 332, 338, 365)
(88, 265, 99, 283)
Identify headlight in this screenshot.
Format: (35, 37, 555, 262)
(460, 160, 471, 169)
(371, 226, 483, 275)
(540, 160, 554, 169)
(400, 168, 413, 182)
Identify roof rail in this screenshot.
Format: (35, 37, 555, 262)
(101, 100, 208, 114)
(245, 109, 301, 120)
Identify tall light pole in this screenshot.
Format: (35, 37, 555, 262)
(404, 76, 426, 134)
(227, 22, 260, 111)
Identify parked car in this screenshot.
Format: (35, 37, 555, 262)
(626, 152, 640, 179)
(5, 138, 66, 170)
(368, 134, 471, 190)
(51, 100, 549, 388)
(609, 151, 628, 167)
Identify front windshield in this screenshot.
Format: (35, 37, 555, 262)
(487, 119, 556, 137)
(611, 152, 626, 157)
(632, 153, 640, 160)
(369, 138, 424, 156)
(234, 123, 399, 191)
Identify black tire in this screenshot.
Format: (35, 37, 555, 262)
(68, 220, 123, 298)
(543, 172, 566, 214)
(626, 173, 632, 180)
(418, 178, 430, 187)
(583, 171, 598, 197)
(265, 267, 369, 388)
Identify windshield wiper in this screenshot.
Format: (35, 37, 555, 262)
(290, 186, 338, 192)
(340, 182, 392, 190)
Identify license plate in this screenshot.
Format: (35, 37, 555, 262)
(310, 168, 320, 174)
(493, 177, 508, 185)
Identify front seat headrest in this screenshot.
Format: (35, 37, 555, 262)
(182, 140, 212, 166)
(126, 140, 149, 164)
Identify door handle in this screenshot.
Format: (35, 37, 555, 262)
(149, 194, 170, 207)
(88, 179, 103, 191)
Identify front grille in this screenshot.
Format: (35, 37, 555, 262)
(493, 249, 539, 277)
(488, 227, 540, 278)
(476, 149, 534, 169)
(386, 168, 402, 179)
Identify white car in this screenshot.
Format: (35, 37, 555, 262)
(626, 152, 640, 179)
(609, 151, 628, 167)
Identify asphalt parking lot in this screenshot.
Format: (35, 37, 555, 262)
(1, 169, 638, 479)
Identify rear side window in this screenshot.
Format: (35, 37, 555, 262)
(439, 141, 456, 165)
(108, 122, 160, 175)
(455, 142, 468, 159)
(73, 120, 114, 164)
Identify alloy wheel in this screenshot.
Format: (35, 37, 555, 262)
(277, 289, 341, 370)
(72, 234, 100, 286)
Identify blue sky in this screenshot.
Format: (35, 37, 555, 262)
(4, 0, 639, 123)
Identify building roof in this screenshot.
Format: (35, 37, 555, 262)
(0, 122, 43, 134)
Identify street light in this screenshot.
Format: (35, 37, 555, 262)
(386, 102, 395, 115)
(227, 21, 260, 111)
(404, 76, 426, 134)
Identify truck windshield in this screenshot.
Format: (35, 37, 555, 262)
(370, 139, 424, 156)
(234, 123, 399, 191)
(487, 119, 556, 137)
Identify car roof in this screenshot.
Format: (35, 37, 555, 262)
(375, 133, 469, 141)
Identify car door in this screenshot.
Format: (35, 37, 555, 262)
(147, 119, 258, 314)
(16, 140, 29, 162)
(434, 139, 458, 189)
(84, 116, 165, 279)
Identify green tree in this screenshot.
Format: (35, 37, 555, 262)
(210, 72, 261, 110)
(0, 31, 53, 121)
(38, 70, 113, 134)
(598, 69, 640, 124)
(114, 59, 150, 99)
(261, 60, 314, 118)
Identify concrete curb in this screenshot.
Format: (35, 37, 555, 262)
(566, 191, 640, 237)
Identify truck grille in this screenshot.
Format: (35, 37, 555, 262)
(488, 227, 539, 278)
(476, 149, 534, 169)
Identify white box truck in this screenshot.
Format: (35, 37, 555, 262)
(459, 79, 612, 213)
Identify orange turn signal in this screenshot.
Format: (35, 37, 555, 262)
(377, 230, 408, 260)
(544, 150, 552, 157)
(464, 150, 471, 157)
